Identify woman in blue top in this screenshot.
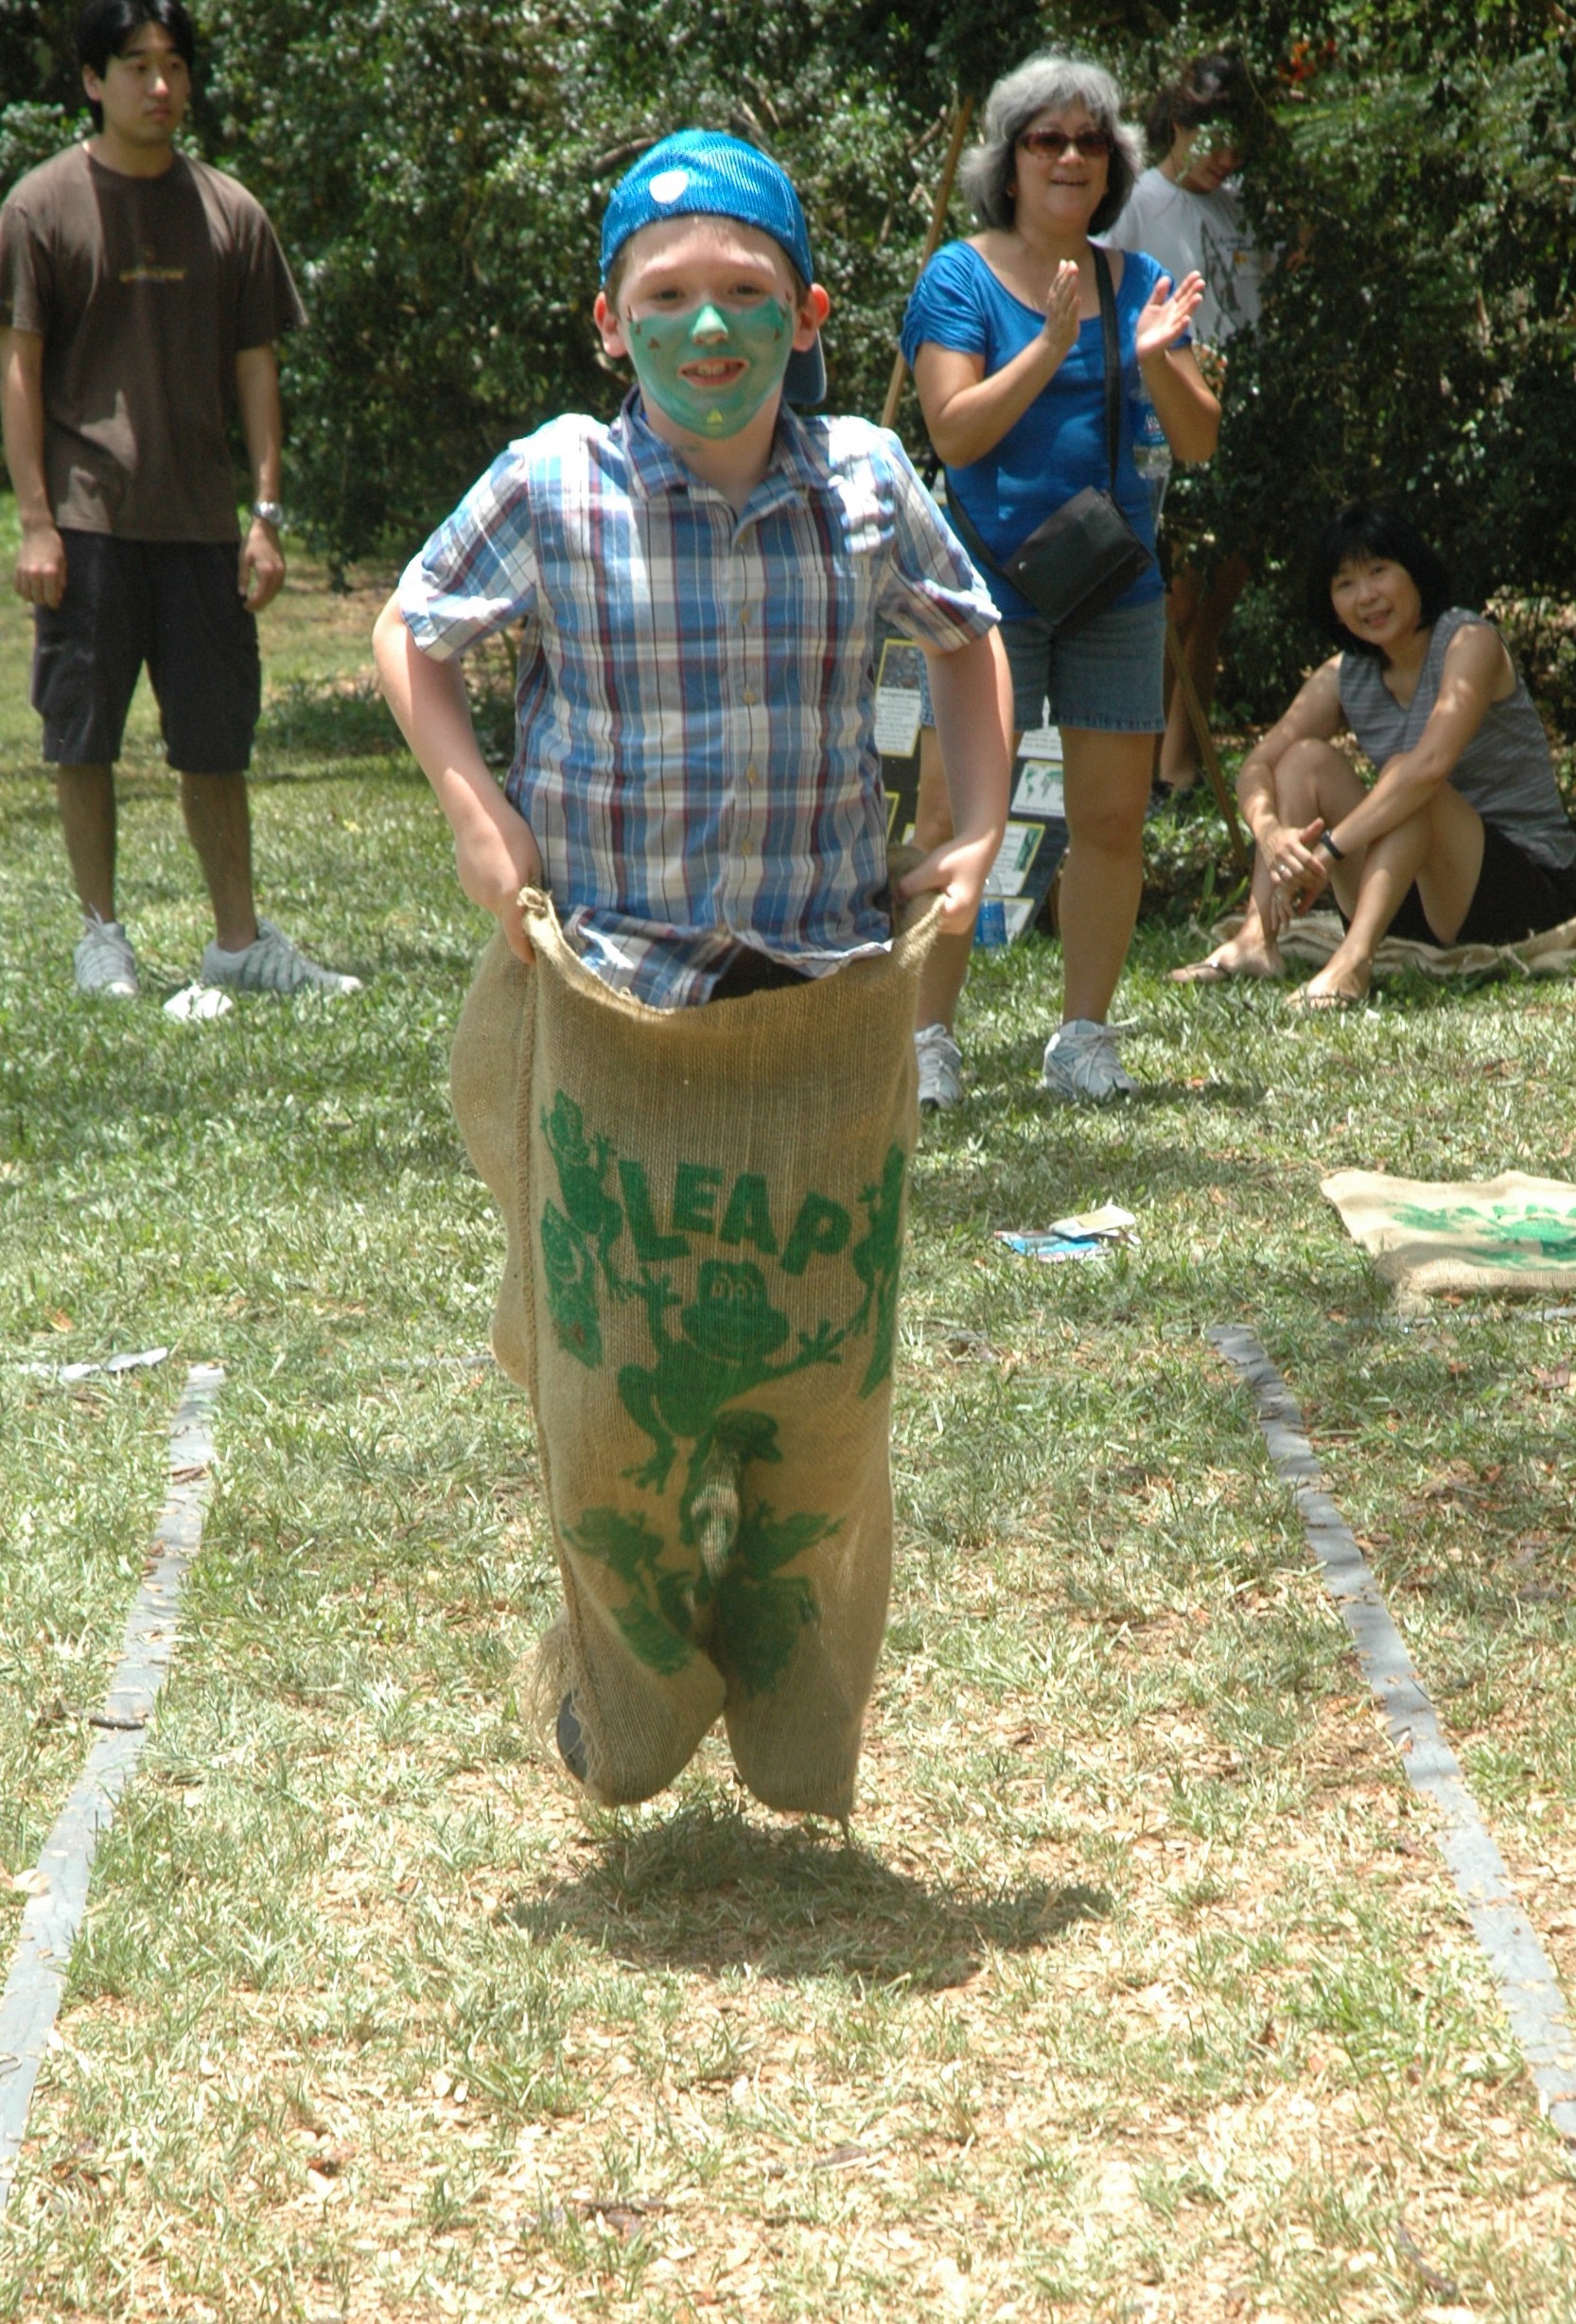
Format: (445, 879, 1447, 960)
(902, 53, 1219, 1102)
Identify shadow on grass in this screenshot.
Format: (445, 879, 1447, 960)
(507, 1800, 1108, 1987)
(254, 678, 400, 760)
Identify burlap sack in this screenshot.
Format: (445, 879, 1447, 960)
(1210, 908, 1576, 982)
(451, 883, 940, 1818)
(1322, 1169, 1576, 1307)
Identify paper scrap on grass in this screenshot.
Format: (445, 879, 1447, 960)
(1211, 907, 1576, 982)
(996, 1206, 1138, 1264)
(21, 1347, 171, 1383)
(164, 983, 233, 1020)
(1322, 1170, 1576, 1304)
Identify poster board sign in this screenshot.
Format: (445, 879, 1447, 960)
(876, 639, 1070, 939)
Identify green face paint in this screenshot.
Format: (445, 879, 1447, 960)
(624, 296, 793, 438)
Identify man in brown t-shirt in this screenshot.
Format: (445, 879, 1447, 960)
(0, 0, 359, 998)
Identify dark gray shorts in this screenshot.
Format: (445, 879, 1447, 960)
(1349, 819, 1576, 948)
(32, 531, 261, 774)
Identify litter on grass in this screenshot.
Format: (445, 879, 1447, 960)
(996, 1206, 1138, 1264)
(20, 1347, 170, 1382)
(164, 983, 233, 1020)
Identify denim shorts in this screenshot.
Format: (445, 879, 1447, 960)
(1000, 594, 1166, 736)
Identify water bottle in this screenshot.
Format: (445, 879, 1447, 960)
(1132, 398, 1172, 524)
(974, 898, 1007, 949)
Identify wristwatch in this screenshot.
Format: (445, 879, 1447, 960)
(251, 499, 285, 529)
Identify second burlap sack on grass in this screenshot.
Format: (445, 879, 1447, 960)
(451, 882, 939, 1819)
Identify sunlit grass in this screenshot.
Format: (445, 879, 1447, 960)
(2, 529, 1575, 2319)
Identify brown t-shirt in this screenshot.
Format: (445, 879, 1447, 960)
(0, 143, 306, 542)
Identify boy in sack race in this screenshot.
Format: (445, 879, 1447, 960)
(376, 132, 1010, 1817)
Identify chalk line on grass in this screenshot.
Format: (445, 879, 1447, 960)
(0, 1363, 223, 2215)
(1210, 1324, 1576, 2143)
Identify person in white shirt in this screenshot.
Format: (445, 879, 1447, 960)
(1108, 54, 1263, 795)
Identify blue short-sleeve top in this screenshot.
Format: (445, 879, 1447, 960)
(901, 238, 1172, 618)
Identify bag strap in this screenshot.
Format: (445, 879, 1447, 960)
(935, 248, 1125, 588)
(1093, 243, 1121, 494)
(935, 483, 1012, 595)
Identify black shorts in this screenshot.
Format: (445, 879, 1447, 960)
(32, 531, 261, 775)
(1354, 819, 1576, 949)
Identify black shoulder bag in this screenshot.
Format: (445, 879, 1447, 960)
(944, 246, 1154, 636)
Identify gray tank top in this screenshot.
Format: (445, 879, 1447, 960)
(1339, 608, 1576, 872)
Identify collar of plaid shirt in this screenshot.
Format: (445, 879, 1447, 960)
(619, 387, 838, 513)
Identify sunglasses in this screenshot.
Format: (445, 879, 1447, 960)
(1017, 127, 1112, 160)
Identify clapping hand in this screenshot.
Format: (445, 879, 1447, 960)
(1134, 270, 1206, 362)
(1040, 259, 1082, 363)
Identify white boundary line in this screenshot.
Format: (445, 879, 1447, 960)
(1210, 1324, 1576, 2144)
(0, 1363, 223, 2215)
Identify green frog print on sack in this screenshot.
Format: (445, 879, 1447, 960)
(538, 1090, 907, 1686)
(1391, 1197, 1576, 1267)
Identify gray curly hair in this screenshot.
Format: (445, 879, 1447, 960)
(960, 53, 1142, 237)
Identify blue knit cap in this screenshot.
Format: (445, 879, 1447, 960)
(601, 130, 825, 406)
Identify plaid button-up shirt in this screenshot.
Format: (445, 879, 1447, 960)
(398, 394, 996, 1007)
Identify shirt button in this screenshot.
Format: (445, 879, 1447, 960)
(740, 606, 751, 626)
(743, 687, 758, 705)
(745, 765, 759, 784)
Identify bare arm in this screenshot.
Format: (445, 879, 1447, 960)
(895, 628, 1012, 931)
(373, 592, 541, 961)
(1134, 272, 1218, 463)
(234, 343, 286, 611)
(911, 255, 1082, 468)
(1321, 623, 1513, 856)
(1139, 341, 1219, 464)
(914, 326, 1079, 470)
(1, 325, 66, 607)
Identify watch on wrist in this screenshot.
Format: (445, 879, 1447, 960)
(1318, 829, 1345, 861)
(251, 499, 285, 529)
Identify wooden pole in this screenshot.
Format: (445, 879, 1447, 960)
(880, 95, 975, 430)
(1164, 614, 1251, 875)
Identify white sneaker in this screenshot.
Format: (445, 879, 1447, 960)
(915, 1022, 963, 1110)
(1041, 1018, 1138, 1104)
(74, 910, 139, 998)
(200, 918, 362, 997)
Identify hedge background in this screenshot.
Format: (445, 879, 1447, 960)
(3, 2, 1573, 726)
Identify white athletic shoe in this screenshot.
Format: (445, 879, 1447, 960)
(74, 910, 139, 998)
(1040, 1018, 1138, 1104)
(200, 919, 362, 997)
(915, 1022, 963, 1111)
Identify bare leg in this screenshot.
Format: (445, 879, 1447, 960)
(911, 728, 974, 1031)
(1158, 555, 1252, 791)
(1058, 729, 1152, 1023)
(1297, 781, 1485, 1004)
(178, 772, 260, 952)
(54, 764, 118, 923)
(1169, 737, 1366, 983)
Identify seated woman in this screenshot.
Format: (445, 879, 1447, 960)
(1171, 502, 1576, 1003)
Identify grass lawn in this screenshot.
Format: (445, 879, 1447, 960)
(2, 504, 1575, 2321)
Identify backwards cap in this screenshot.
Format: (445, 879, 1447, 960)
(601, 130, 825, 407)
